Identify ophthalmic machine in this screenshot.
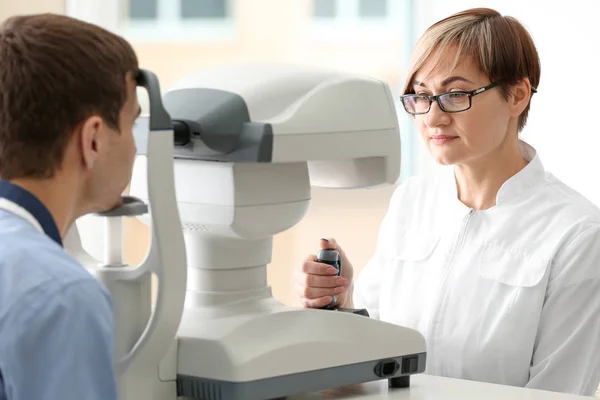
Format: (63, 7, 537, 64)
(65, 63, 426, 400)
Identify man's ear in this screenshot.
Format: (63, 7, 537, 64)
(510, 78, 533, 118)
(78, 115, 104, 170)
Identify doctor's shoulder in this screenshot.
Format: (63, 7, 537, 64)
(541, 171, 600, 231)
(537, 171, 600, 278)
(549, 168, 600, 205)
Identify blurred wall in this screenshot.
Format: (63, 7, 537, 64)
(60, 0, 411, 306)
(0, 0, 409, 306)
(7, 0, 598, 309)
(0, 0, 63, 15)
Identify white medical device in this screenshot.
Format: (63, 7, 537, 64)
(66, 64, 427, 400)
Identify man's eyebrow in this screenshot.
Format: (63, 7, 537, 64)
(412, 76, 475, 88)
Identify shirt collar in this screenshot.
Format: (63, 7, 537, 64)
(442, 140, 545, 210)
(0, 179, 63, 247)
(495, 140, 544, 205)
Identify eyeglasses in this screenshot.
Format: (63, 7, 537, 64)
(399, 81, 538, 115)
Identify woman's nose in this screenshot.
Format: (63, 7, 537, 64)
(424, 99, 451, 128)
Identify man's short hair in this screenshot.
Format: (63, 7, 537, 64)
(0, 13, 139, 180)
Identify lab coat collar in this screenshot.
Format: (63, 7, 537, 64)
(0, 179, 63, 247)
(495, 140, 544, 205)
(444, 140, 545, 210)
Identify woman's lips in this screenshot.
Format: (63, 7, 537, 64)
(430, 135, 459, 145)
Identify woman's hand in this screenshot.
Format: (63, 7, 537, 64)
(294, 238, 354, 308)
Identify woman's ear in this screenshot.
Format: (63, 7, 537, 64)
(78, 115, 104, 170)
(510, 78, 533, 118)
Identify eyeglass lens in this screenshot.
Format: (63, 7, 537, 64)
(403, 92, 471, 114)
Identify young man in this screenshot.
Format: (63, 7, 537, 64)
(0, 13, 141, 399)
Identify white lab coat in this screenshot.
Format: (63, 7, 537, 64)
(353, 141, 600, 396)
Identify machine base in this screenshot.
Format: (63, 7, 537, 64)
(176, 352, 425, 400)
(320, 305, 370, 317)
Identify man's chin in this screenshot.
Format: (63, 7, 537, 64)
(110, 196, 125, 210)
(85, 197, 124, 215)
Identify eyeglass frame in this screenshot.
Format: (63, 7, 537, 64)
(399, 81, 538, 115)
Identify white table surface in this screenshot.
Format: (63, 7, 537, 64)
(289, 374, 594, 399)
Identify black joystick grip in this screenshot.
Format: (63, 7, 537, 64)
(317, 248, 342, 306)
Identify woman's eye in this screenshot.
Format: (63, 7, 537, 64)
(447, 92, 466, 99)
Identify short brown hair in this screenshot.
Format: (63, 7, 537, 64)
(0, 13, 139, 180)
(403, 8, 541, 132)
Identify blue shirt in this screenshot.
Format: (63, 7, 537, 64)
(0, 180, 117, 400)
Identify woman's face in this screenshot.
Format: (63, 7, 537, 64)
(411, 51, 521, 167)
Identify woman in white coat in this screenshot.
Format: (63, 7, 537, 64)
(295, 7, 600, 396)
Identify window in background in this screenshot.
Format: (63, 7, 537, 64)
(313, 0, 336, 18)
(358, 0, 388, 18)
(128, 0, 229, 21)
(180, 0, 227, 19)
(121, 0, 234, 42)
(313, 0, 390, 22)
(129, 0, 157, 19)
